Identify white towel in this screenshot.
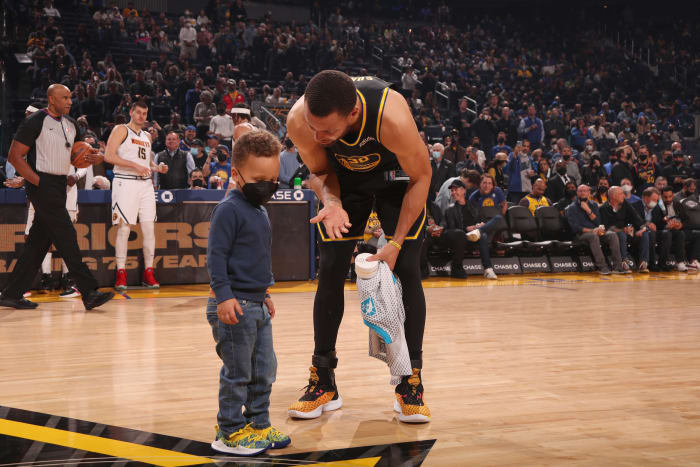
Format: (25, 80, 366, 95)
(356, 255, 412, 384)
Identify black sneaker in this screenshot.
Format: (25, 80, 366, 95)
(58, 273, 70, 291)
(82, 290, 115, 310)
(394, 368, 431, 423)
(59, 287, 81, 298)
(39, 273, 52, 292)
(0, 294, 39, 309)
(288, 366, 342, 419)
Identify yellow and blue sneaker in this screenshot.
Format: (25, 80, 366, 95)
(252, 426, 291, 449)
(211, 424, 270, 456)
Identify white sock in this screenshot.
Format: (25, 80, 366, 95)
(61, 261, 68, 274)
(115, 222, 131, 270)
(41, 252, 52, 274)
(141, 221, 155, 269)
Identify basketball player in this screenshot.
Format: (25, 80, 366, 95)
(285, 71, 432, 423)
(104, 101, 168, 291)
(231, 104, 256, 141)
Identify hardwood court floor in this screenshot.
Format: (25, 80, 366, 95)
(1, 273, 700, 465)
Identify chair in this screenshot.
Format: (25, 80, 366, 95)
(534, 206, 574, 253)
(497, 206, 554, 255)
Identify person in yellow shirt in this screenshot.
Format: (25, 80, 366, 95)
(590, 178, 609, 206)
(519, 178, 551, 216)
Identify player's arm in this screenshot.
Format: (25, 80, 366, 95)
(104, 125, 151, 177)
(377, 89, 431, 246)
(287, 98, 351, 239)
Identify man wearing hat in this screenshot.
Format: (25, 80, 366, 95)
(179, 125, 198, 151)
(223, 79, 245, 111)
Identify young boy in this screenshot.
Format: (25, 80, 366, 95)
(206, 130, 290, 456)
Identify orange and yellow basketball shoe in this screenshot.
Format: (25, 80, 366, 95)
(394, 368, 431, 423)
(288, 366, 343, 419)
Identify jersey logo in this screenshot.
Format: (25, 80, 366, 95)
(359, 136, 376, 147)
(360, 296, 377, 317)
(130, 138, 150, 148)
(334, 153, 381, 172)
(482, 198, 495, 207)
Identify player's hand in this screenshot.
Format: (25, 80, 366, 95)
(66, 175, 78, 187)
(264, 297, 276, 319)
(135, 164, 152, 177)
(367, 242, 401, 271)
(4, 177, 25, 188)
(310, 200, 351, 240)
(217, 298, 244, 324)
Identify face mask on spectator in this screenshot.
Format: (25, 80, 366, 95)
(598, 185, 607, 194)
(622, 185, 633, 193)
(497, 137, 505, 144)
(192, 179, 205, 188)
(586, 145, 593, 151)
(239, 174, 279, 207)
(639, 154, 648, 161)
(217, 153, 228, 163)
(563, 154, 571, 161)
(566, 189, 577, 199)
(647, 201, 657, 209)
(557, 167, 567, 175)
(431, 151, 441, 160)
(191, 148, 199, 156)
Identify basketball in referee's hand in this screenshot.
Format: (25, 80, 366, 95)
(71, 141, 97, 168)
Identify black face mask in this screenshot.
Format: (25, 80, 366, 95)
(566, 189, 577, 199)
(639, 155, 648, 162)
(557, 167, 567, 176)
(598, 185, 607, 194)
(239, 174, 279, 207)
(563, 154, 571, 161)
(217, 154, 228, 163)
(578, 197, 589, 204)
(497, 137, 505, 144)
(192, 179, 205, 188)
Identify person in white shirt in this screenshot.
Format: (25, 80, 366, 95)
(179, 22, 197, 60)
(196, 10, 210, 27)
(401, 66, 419, 96)
(588, 118, 606, 140)
(43, 1, 61, 17)
(209, 106, 235, 147)
(264, 87, 284, 105)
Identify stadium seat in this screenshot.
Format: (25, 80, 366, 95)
(534, 206, 574, 253)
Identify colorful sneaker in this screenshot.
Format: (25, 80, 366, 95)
(211, 424, 270, 456)
(251, 426, 291, 449)
(23, 291, 31, 298)
(288, 366, 343, 419)
(142, 267, 160, 289)
(59, 286, 81, 298)
(115, 269, 127, 291)
(394, 368, 431, 423)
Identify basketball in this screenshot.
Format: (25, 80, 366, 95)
(70, 141, 94, 168)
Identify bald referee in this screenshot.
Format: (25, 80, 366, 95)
(0, 84, 114, 310)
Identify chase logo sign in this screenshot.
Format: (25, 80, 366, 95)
(334, 153, 381, 172)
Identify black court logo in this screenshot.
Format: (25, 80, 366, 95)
(334, 153, 381, 172)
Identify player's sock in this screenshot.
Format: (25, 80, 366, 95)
(61, 261, 68, 274)
(141, 221, 155, 268)
(115, 222, 130, 270)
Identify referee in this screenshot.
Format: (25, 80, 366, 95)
(0, 84, 114, 310)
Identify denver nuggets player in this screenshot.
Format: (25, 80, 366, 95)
(104, 101, 168, 291)
(285, 71, 432, 423)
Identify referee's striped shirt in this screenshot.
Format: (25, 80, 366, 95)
(14, 110, 83, 176)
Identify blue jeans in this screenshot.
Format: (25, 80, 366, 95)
(616, 231, 650, 263)
(475, 215, 502, 269)
(206, 297, 277, 436)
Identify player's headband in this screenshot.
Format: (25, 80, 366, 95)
(230, 108, 251, 116)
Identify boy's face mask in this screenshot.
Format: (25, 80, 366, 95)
(239, 173, 279, 207)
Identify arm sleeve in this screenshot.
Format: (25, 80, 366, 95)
(14, 113, 45, 147)
(207, 202, 237, 304)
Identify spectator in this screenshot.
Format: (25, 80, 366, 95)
(278, 139, 300, 188)
(536, 158, 551, 182)
(461, 146, 484, 174)
(179, 20, 197, 60)
(209, 105, 234, 148)
(452, 98, 472, 146)
(611, 149, 636, 186)
(604, 150, 618, 176)
(471, 108, 497, 154)
(558, 145, 582, 185)
(429, 142, 456, 201)
(435, 169, 481, 214)
(633, 145, 662, 193)
(189, 168, 206, 189)
(80, 84, 105, 130)
(663, 152, 694, 192)
(194, 91, 217, 139)
(491, 132, 512, 160)
(582, 155, 607, 188)
(223, 79, 245, 111)
(164, 113, 186, 136)
(443, 133, 466, 166)
(444, 179, 499, 280)
(674, 178, 698, 203)
(553, 180, 578, 213)
(621, 178, 642, 208)
(486, 152, 508, 191)
(43, 1, 61, 17)
(496, 107, 518, 147)
(634, 187, 672, 272)
(197, 25, 213, 62)
(518, 104, 544, 149)
(654, 176, 668, 194)
(469, 173, 507, 216)
(600, 186, 650, 273)
(591, 178, 610, 206)
(196, 9, 210, 27)
(579, 139, 599, 166)
(659, 186, 700, 272)
(519, 178, 551, 216)
(504, 143, 535, 203)
(401, 66, 419, 97)
(208, 145, 232, 189)
(570, 119, 591, 151)
(144, 61, 163, 84)
(565, 185, 624, 275)
(544, 107, 566, 141)
(188, 139, 209, 173)
(185, 78, 204, 125)
(154, 132, 196, 189)
(180, 125, 197, 151)
(130, 70, 153, 97)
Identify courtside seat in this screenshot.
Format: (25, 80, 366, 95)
(534, 206, 573, 253)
